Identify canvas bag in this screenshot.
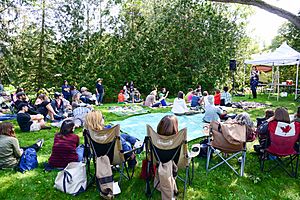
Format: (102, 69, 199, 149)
(210, 120, 246, 153)
(54, 162, 87, 196)
(154, 160, 178, 200)
(96, 155, 114, 199)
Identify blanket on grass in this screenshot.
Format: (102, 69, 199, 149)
(111, 112, 205, 141)
(107, 105, 149, 116)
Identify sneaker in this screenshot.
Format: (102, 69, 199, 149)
(36, 139, 44, 148)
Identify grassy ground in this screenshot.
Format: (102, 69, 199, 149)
(0, 94, 299, 200)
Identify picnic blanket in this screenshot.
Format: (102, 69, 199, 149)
(107, 105, 149, 116)
(111, 112, 205, 141)
(232, 101, 270, 110)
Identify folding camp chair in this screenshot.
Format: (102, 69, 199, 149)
(144, 125, 199, 199)
(206, 120, 247, 176)
(83, 125, 135, 191)
(259, 121, 300, 178)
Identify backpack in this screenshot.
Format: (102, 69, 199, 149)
(19, 148, 38, 173)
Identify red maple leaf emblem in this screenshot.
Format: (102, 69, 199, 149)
(280, 125, 291, 133)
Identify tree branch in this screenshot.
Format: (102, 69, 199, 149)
(208, 0, 300, 29)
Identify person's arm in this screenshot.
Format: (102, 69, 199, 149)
(30, 114, 44, 120)
(12, 138, 23, 158)
(46, 103, 57, 115)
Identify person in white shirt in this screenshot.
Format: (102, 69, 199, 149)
(171, 91, 189, 115)
(203, 95, 226, 123)
(221, 86, 232, 107)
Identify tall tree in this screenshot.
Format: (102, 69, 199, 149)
(208, 0, 300, 29)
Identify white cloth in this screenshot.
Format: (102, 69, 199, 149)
(203, 104, 222, 123)
(171, 98, 188, 114)
(30, 122, 41, 132)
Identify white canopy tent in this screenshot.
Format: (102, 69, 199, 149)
(245, 42, 300, 100)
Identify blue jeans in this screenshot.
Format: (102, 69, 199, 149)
(76, 145, 84, 162)
(97, 93, 104, 104)
(120, 134, 137, 153)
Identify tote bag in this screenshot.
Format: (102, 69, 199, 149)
(54, 162, 87, 196)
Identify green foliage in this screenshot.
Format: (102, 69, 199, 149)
(1, 0, 252, 100)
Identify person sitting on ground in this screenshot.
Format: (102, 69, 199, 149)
(133, 88, 142, 103)
(157, 115, 179, 136)
(257, 107, 291, 150)
(186, 88, 193, 103)
(191, 90, 201, 108)
(118, 90, 126, 104)
(72, 92, 92, 109)
(158, 87, 170, 106)
(80, 87, 96, 104)
(35, 94, 57, 121)
(48, 120, 83, 168)
(203, 95, 226, 123)
(12, 87, 24, 103)
(200, 91, 209, 108)
(221, 86, 232, 107)
(144, 90, 161, 107)
(196, 84, 202, 96)
(70, 85, 80, 98)
(0, 122, 43, 169)
(17, 103, 50, 132)
(50, 92, 68, 120)
(234, 112, 255, 142)
(15, 92, 38, 115)
(171, 91, 189, 115)
(84, 110, 137, 167)
(214, 89, 221, 106)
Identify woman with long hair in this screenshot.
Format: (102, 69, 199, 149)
(48, 120, 82, 168)
(157, 115, 179, 136)
(257, 107, 291, 149)
(85, 110, 137, 167)
(171, 91, 189, 115)
(0, 122, 43, 169)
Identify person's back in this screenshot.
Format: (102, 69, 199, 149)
(17, 111, 33, 132)
(171, 98, 188, 114)
(144, 94, 155, 106)
(118, 91, 125, 103)
(0, 135, 22, 168)
(49, 133, 79, 168)
(214, 90, 221, 105)
(221, 87, 232, 106)
(191, 95, 200, 107)
(203, 95, 222, 123)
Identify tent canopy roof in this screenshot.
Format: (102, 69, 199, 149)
(245, 42, 300, 66)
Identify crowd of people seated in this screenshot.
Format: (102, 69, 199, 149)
(0, 80, 299, 198)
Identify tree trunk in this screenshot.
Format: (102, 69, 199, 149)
(208, 0, 300, 30)
(37, 0, 46, 89)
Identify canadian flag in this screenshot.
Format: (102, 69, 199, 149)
(275, 122, 295, 137)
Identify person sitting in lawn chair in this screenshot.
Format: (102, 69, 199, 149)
(84, 110, 138, 168)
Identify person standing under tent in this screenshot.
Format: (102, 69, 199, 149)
(95, 78, 104, 105)
(250, 66, 259, 99)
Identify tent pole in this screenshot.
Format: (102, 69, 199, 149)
(277, 66, 280, 101)
(295, 61, 299, 100)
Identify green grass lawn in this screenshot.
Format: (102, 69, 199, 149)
(0, 94, 299, 200)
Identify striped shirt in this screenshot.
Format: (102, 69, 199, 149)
(48, 133, 79, 168)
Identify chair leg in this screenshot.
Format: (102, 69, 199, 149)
(206, 146, 212, 175)
(260, 151, 266, 172)
(240, 150, 246, 176)
(295, 155, 299, 178)
(183, 167, 189, 200)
